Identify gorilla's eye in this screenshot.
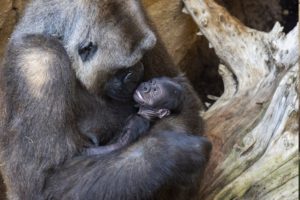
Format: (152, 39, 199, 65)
(78, 42, 98, 62)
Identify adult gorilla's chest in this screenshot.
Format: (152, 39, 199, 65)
(76, 88, 137, 146)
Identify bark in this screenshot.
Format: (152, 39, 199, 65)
(183, 0, 299, 199)
(217, 0, 283, 32)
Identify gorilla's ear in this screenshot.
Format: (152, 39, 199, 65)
(157, 109, 171, 119)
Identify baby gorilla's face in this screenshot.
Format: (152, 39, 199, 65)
(134, 77, 184, 110)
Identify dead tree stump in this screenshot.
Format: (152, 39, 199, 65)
(183, 0, 299, 199)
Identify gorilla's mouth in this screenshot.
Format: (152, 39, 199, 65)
(104, 61, 145, 101)
(133, 90, 145, 105)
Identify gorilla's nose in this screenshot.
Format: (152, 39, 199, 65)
(142, 83, 151, 93)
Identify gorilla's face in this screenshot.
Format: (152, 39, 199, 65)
(134, 77, 184, 110)
(64, 0, 156, 94)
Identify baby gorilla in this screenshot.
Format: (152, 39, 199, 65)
(84, 76, 186, 155)
(134, 77, 184, 119)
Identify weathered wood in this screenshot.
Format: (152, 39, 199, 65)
(183, 0, 299, 199)
(218, 0, 283, 32)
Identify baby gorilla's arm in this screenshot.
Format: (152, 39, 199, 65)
(83, 115, 150, 155)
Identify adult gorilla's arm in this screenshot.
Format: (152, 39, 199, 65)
(44, 132, 210, 200)
(1, 34, 81, 199)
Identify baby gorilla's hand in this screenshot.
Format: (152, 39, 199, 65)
(118, 115, 150, 145)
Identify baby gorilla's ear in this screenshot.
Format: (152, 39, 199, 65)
(158, 109, 171, 119)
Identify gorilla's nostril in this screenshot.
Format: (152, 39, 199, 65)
(143, 84, 150, 93)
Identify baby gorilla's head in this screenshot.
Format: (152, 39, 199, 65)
(134, 77, 184, 120)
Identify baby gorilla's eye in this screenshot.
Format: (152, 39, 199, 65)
(78, 42, 98, 62)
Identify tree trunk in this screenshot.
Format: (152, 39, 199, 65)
(183, 0, 299, 199)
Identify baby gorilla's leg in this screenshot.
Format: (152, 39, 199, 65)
(83, 115, 150, 155)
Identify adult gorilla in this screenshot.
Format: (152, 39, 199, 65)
(0, 0, 210, 199)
